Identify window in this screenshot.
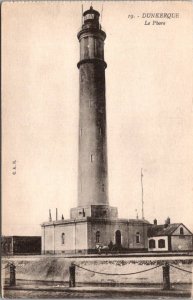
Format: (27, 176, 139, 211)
(96, 231, 100, 243)
(94, 39, 103, 58)
(90, 154, 94, 162)
(180, 227, 184, 235)
(158, 239, 165, 249)
(84, 13, 95, 21)
(149, 239, 155, 249)
(94, 38, 98, 57)
(61, 233, 65, 245)
(89, 100, 95, 108)
(136, 232, 140, 244)
(84, 37, 89, 58)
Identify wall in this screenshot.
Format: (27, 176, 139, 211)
(13, 237, 41, 254)
(2, 256, 193, 284)
(2, 236, 41, 255)
(128, 222, 149, 249)
(44, 225, 55, 254)
(79, 35, 104, 61)
(70, 205, 118, 219)
(87, 220, 149, 251)
(171, 236, 193, 251)
(75, 222, 88, 253)
(42, 219, 150, 254)
(54, 224, 75, 254)
(78, 61, 108, 207)
(172, 225, 192, 235)
(148, 236, 168, 252)
(42, 221, 88, 254)
(77, 23, 108, 208)
(87, 220, 128, 251)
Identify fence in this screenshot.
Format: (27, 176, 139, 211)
(2, 263, 16, 286)
(2, 261, 192, 290)
(69, 262, 192, 290)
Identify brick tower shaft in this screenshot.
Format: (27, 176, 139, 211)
(78, 7, 108, 207)
(70, 7, 118, 219)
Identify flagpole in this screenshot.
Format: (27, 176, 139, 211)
(141, 168, 144, 219)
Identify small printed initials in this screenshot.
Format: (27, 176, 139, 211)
(12, 160, 16, 175)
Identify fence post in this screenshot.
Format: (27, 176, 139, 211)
(162, 262, 170, 290)
(69, 263, 76, 287)
(10, 263, 16, 286)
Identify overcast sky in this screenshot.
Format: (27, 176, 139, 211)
(2, 1, 193, 236)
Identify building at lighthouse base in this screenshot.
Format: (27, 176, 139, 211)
(41, 212, 151, 254)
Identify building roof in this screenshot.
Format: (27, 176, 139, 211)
(148, 223, 182, 237)
(129, 219, 151, 224)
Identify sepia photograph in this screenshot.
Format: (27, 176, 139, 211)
(1, 1, 193, 298)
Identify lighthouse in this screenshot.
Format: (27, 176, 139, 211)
(78, 7, 108, 207)
(41, 6, 150, 255)
(70, 7, 118, 219)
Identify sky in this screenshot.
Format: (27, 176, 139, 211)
(2, 1, 193, 236)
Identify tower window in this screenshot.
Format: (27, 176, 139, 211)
(94, 38, 97, 57)
(180, 227, 184, 235)
(61, 233, 65, 245)
(136, 232, 140, 244)
(90, 154, 94, 162)
(84, 37, 89, 58)
(84, 13, 95, 21)
(89, 100, 95, 108)
(96, 231, 100, 243)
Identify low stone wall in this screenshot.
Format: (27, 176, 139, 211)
(2, 255, 193, 285)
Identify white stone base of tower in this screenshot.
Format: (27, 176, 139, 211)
(41, 218, 150, 254)
(70, 205, 118, 219)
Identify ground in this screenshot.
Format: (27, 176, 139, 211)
(3, 290, 190, 299)
(3, 285, 193, 299)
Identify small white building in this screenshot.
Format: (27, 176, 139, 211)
(148, 218, 193, 252)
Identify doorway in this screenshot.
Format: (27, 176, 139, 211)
(115, 230, 121, 246)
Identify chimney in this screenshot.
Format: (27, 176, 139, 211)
(153, 219, 157, 225)
(164, 217, 170, 227)
(166, 217, 170, 224)
(62, 214, 64, 220)
(56, 208, 58, 221)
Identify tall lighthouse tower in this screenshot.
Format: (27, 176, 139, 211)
(78, 7, 108, 207)
(41, 6, 150, 254)
(70, 7, 118, 219)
